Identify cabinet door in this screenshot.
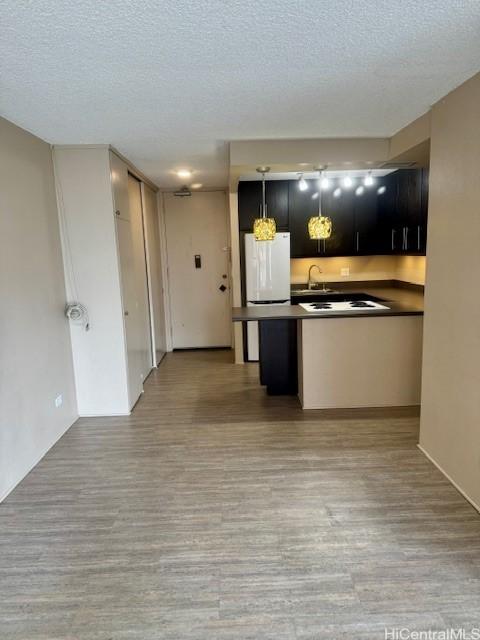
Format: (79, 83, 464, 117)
(353, 184, 378, 255)
(238, 180, 289, 232)
(377, 172, 399, 253)
(403, 169, 422, 253)
(322, 183, 355, 256)
(238, 181, 262, 232)
(289, 179, 320, 258)
(266, 181, 289, 229)
(419, 168, 429, 254)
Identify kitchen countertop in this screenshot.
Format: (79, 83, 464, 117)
(232, 282, 424, 321)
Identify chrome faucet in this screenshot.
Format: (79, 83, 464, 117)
(308, 264, 324, 290)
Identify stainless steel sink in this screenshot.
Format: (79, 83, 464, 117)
(293, 288, 338, 294)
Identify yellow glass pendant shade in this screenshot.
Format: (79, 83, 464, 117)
(308, 168, 332, 240)
(253, 216, 276, 241)
(308, 215, 332, 240)
(252, 166, 276, 241)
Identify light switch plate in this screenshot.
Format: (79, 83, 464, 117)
(341, 267, 350, 276)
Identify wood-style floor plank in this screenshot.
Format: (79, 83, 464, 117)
(1, 350, 479, 639)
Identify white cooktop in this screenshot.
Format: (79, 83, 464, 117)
(299, 300, 390, 313)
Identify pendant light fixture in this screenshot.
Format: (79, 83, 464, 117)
(308, 169, 332, 240)
(253, 167, 276, 241)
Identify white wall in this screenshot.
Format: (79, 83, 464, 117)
(0, 117, 77, 501)
(419, 72, 480, 511)
(53, 146, 130, 415)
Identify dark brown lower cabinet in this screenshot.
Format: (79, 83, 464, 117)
(258, 320, 297, 395)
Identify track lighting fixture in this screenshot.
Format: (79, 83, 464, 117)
(364, 171, 374, 187)
(298, 174, 308, 191)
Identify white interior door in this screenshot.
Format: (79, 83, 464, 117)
(164, 191, 231, 349)
(127, 174, 152, 379)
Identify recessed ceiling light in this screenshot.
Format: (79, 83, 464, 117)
(342, 176, 353, 189)
(191, 183, 203, 189)
(177, 169, 192, 179)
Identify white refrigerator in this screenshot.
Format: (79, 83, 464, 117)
(244, 232, 291, 361)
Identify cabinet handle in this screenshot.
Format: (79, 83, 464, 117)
(391, 229, 396, 251)
(417, 225, 421, 251)
(356, 231, 359, 252)
(404, 227, 409, 250)
(115, 209, 121, 216)
(322, 239, 326, 254)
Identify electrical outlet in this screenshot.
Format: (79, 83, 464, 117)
(55, 394, 63, 408)
(341, 267, 350, 277)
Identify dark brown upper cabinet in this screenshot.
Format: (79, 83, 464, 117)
(238, 169, 428, 258)
(238, 180, 289, 232)
(288, 179, 320, 258)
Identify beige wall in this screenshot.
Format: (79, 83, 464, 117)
(0, 117, 77, 501)
(299, 316, 423, 409)
(389, 111, 430, 160)
(291, 255, 426, 285)
(419, 72, 480, 510)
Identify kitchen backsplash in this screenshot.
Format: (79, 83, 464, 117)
(291, 255, 426, 285)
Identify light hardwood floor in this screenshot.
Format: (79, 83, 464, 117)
(1, 350, 480, 639)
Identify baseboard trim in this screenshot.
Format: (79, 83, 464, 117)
(0, 416, 78, 504)
(417, 444, 480, 514)
(79, 411, 131, 417)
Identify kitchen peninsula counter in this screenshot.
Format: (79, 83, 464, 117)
(232, 283, 424, 321)
(232, 282, 424, 408)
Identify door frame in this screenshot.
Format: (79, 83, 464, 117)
(160, 189, 233, 350)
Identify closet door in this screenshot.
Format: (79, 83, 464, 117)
(127, 174, 152, 380)
(115, 216, 143, 406)
(142, 183, 167, 364)
(110, 152, 130, 220)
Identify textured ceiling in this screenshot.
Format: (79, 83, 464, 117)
(1, 1, 479, 188)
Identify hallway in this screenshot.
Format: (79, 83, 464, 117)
(1, 350, 480, 639)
